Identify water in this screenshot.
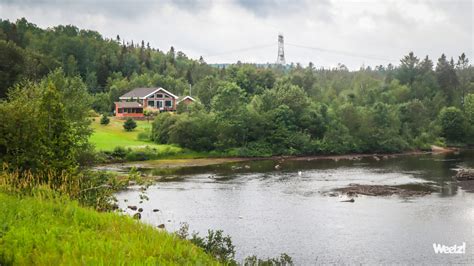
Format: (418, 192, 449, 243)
(116, 151, 474, 264)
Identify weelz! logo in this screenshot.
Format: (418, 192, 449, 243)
(433, 242, 466, 254)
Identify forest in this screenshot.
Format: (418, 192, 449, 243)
(1, 18, 474, 161)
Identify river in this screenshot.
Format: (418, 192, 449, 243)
(116, 151, 474, 264)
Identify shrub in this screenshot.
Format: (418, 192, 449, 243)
(111, 147, 127, 159)
(100, 114, 110, 125)
(176, 223, 235, 263)
(244, 253, 293, 266)
(88, 109, 100, 117)
(438, 107, 466, 143)
(123, 118, 137, 131)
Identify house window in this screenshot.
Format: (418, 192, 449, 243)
(118, 108, 123, 113)
(165, 100, 172, 107)
(157, 101, 163, 108)
(148, 100, 154, 107)
(157, 94, 163, 98)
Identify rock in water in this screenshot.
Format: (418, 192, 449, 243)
(153, 209, 160, 212)
(133, 213, 141, 220)
(455, 169, 474, 181)
(157, 224, 165, 229)
(127, 205, 137, 211)
(138, 208, 143, 213)
(341, 198, 355, 203)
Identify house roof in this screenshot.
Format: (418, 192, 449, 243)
(115, 101, 143, 108)
(177, 96, 197, 103)
(119, 87, 178, 99)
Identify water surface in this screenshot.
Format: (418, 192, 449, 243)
(116, 151, 474, 264)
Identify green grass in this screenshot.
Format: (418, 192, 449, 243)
(90, 116, 181, 153)
(0, 191, 218, 265)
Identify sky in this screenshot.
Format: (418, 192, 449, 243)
(0, 0, 472, 69)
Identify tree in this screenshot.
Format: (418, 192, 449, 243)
(123, 118, 137, 131)
(0, 40, 25, 97)
(438, 107, 466, 143)
(456, 53, 472, 106)
(0, 72, 92, 173)
(464, 94, 474, 142)
(436, 54, 459, 105)
(397, 52, 419, 85)
(100, 114, 110, 125)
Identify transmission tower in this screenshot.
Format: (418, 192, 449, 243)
(276, 34, 285, 65)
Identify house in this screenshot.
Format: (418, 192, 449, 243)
(177, 96, 196, 105)
(115, 87, 194, 117)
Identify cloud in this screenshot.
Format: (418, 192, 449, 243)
(0, 0, 471, 69)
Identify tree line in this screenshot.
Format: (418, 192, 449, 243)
(1, 18, 473, 159)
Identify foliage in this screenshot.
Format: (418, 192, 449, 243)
(190, 230, 236, 263)
(1, 18, 474, 158)
(244, 253, 293, 266)
(100, 114, 110, 125)
(0, 69, 92, 173)
(176, 222, 293, 265)
(123, 118, 137, 131)
(438, 107, 466, 143)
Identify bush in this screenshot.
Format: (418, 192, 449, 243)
(123, 118, 137, 131)
(244, 253, 293, 266)
(88, 109, 100, 117)
(100, 114, 110, 125)
(438, 107, 466, 143)
(111, 147, 127, 159)
(175, 223, 293, 265)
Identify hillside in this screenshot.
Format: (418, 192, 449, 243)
(0, 191, 218, 265)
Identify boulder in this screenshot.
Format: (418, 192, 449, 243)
(157, 224, 165, 229)
(455, 169, 474, 181)
(133, 213, 141, 220)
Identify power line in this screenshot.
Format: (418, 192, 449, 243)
(286, 42, 397, 62)
(202, 43, 275, 58)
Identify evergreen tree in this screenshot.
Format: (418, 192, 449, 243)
(100, 114, 110, 125)
(123, 118, 137, 131)
(436, 54, 459, 105)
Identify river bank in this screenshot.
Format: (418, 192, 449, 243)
(96, 150, 432, 174)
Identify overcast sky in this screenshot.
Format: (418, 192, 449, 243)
(0, 0, 472, 69)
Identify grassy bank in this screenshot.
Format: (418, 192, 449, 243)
(90, 116, 180, 152)
(0, 191, 218, 265)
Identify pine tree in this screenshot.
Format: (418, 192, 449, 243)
(100, 114, 110, 125)
(123, 118, 137, 131)
(436, 54, 459, 105)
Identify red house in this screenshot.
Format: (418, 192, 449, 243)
(115, 87, 179, 118)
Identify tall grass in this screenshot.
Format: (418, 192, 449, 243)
(0, 192, 218, 265)
(0, 164, 80, 197)
(0, 164, 125, 211)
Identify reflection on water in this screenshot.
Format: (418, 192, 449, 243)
(116, 151, 474, 264)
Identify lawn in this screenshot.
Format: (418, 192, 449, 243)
(0, 191, 218, 265)
(90, 116, 181, 153)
